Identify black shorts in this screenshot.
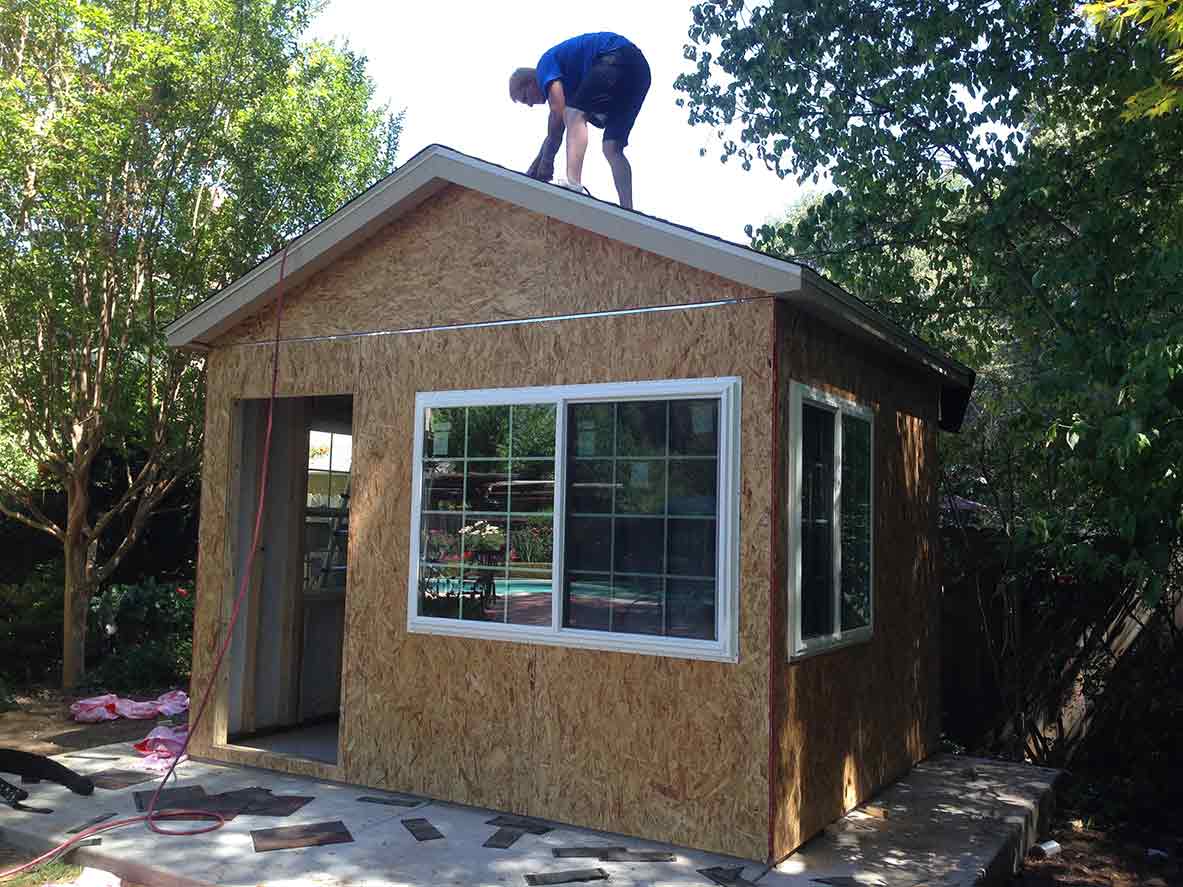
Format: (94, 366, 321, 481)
(567, 43, 651, 146)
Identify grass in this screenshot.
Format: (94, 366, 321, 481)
(0, 857, 83, 887)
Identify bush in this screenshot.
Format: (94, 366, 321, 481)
(0, 562, 65, 685)
(84, 578, 194, 694)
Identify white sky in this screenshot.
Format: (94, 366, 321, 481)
(309, 430, 352, 472)
(305, 0, 801, 241)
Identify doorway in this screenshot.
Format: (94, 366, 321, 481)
(225, 395, 353, 765)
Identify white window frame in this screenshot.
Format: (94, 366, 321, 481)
(788, 382, 875, 658)
(407, 377, 742, 663)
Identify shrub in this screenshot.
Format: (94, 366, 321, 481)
(84, 578, 194, 694)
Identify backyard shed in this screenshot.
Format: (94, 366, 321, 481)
(165, 144, 975, 863)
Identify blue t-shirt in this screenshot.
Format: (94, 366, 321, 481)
(535, 32, 631, 98)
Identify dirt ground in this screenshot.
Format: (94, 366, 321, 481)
(0, 690, 155, 756)
(0, 690, 163, 885)
(1010, 812, 1182, 887)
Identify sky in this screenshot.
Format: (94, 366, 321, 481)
(305, 0, 804, 242)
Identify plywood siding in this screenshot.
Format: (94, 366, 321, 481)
(768, 300, 942, 859)
(191, 289, 775, 855)
(216, 185, 757, 346)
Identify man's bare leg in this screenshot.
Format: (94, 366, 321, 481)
(564, 107, 589, 187)
(603, 139, 633, 209)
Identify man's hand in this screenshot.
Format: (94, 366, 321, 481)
(526, 150, 555, 181)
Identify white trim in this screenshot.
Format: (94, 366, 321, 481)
(787, 382, 875, 659)
(161, 146, 975, 413)
(406, 377, 742, 663)
(163, 144, 801, 348)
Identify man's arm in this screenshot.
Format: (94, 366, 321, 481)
(528, 81, 567, 180)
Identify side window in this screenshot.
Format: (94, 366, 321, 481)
(790, 384, 873, 656)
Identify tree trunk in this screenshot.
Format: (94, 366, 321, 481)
(62, 536, 90, 690)
(61, 468, 93, 690)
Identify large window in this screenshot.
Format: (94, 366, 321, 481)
(409, 378, 741, 662)
(789, 383, 874, 657)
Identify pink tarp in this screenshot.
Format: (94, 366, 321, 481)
(69, 689, 189, 723)
(133, 724, 189, 771)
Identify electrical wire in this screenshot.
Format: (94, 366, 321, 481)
(0, 247, 291, 882)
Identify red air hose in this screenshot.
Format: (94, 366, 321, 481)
(0, 248, 291, 881)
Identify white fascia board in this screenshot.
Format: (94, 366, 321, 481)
(164, 149, 451, 348)
(428, 148, 803, 294)
(164, 145, 804, 349)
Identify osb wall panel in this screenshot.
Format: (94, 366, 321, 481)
(191, 300, 776, 860)
(214, 185, 756, 346)
(769, 301, 942, 860)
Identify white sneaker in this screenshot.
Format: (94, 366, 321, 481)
(555, 178, 592, 196)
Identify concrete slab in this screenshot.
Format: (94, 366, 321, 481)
(0, 747, 1058, 887)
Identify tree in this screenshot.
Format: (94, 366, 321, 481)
(676, 1, 1183, 756)
(1086, 0, 1183, 118)
(0, 0, 402, 688)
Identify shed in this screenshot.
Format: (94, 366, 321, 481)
(165, 144, 975, 863)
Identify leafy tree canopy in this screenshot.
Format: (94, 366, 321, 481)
(1086, 0, 1183, 118)
(0, 0, 402, 685)
(676, 1, 1183, 602)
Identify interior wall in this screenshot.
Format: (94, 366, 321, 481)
(190, 298, 776, 860)
(768, 300, 943, 859)
(224, 397, 307, 736)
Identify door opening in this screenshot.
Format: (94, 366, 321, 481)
(225, 394, 353, 765)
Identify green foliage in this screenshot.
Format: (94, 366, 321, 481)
(0, 0, 401, 683)
(84, 577, 194, 692)
(0, 562, 66, 684)
(1086, 0, 1183, 118)
(677, 1, 1183, 607)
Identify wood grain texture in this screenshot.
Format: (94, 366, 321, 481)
(191, 291, 774, 857)
(213, 185, 755, 347)
(768, 299, 942, 860)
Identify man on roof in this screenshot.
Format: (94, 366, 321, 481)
(509, 32, 651, 210)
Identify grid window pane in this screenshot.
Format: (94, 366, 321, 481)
(512, 404, 557, 457)
(424, 407, 465, 458)
(566, 516, 612, 571)
(841, 414, 872, 631)
(667, 518, 716, 577)
(669, 400, 718, 455)
(462, 517, 507, 568)
(614, 517, 665, 574)
(668, 460, 717, 515)
(509, 460, 555, 514)
(422, 461, 464, 511)
(616, 460, 666, 514)
(564, 573, 612, 631)
(666, 579, 715, 639)
(611, 576, 664, 636)
(460, 568, 504, 623)
(509, 516, 553, 568)
(421, 513, 463, 565)
(570, 403, 614, 457)
(569, 459, 613, 513)
(506, 568, 553, 626)
(800, 403, 834, 640)
(616, 401, 667, 457)
(465, 461, 508, 512)
(419, 563, 463, 619)
(467, 405, 510, 457)
(562, 398, 720, 642)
